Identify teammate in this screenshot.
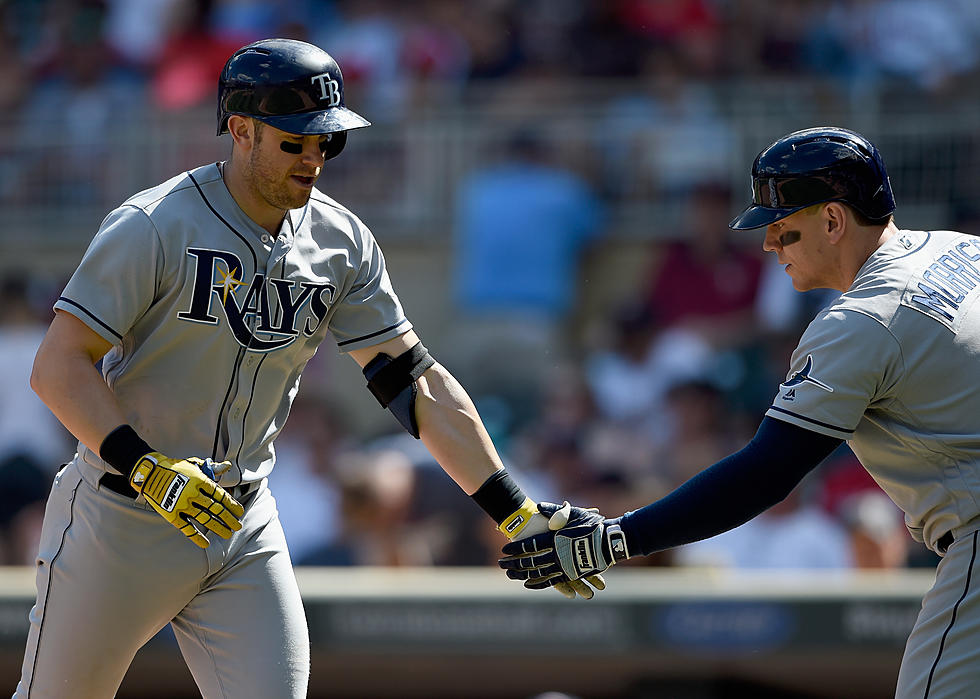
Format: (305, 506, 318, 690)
(16, 38, 598, 698)
(500, 126, 980, 698)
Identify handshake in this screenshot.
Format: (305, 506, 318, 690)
(498, 501, 630, 600)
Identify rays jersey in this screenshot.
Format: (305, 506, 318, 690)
(55, 163, 410, 486)
(768, 229, 980, 553)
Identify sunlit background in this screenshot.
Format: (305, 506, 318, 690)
(0, 0, 978, 697)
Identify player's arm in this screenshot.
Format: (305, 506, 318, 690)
(31, 310, 243, 548)
(499, 417, 843, 589)
(349, 330, 603, 598)
(350, 330, 502, 493)
(32, 309, 125, 451)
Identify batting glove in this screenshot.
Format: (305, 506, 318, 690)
(129, 453, 245, 549)
(501, 502, 615, 600)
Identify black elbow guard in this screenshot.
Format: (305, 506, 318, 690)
(362, 341, 436, 438)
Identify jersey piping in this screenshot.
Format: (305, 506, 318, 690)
(55, 297, 123, 341)
(767, 406, 855, 434)
(337, 319, 410, 347)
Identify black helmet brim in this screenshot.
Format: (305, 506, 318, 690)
(729, 203, 806, 230)
(252, 106, 371, 136)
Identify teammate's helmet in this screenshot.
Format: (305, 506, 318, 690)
(217, 38, 370, 159)
(729, 127, 895, 230)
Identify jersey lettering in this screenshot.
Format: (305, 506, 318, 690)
(905, 238, 980, 327)
(177, 247, 335, 351)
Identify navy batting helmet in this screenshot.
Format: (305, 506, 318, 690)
(729, 127, 895, 230)
(217, 38, 370, 159)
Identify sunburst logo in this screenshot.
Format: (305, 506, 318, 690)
(216, 265, 245, 304)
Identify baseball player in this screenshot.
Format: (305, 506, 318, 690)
(501, 126, 980, 697)
(15, 38, 598, 699)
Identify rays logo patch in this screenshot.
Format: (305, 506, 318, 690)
(780, 355, 834, 394)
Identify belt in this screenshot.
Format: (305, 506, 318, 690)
(938, 530, 954, 554)
(99, 471, 259, 503)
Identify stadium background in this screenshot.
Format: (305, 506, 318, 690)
(0, 1, 978, 697)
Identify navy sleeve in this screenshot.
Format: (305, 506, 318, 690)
(617, 417, 843, 556)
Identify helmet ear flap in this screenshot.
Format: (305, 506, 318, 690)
(322, 131, 347, 160)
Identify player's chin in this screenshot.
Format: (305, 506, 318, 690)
(284, 184, 315, 208)
(789, 276, 812, 292)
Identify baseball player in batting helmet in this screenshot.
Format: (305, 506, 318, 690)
(16, 38, 598, 698)
(501, 126, 980, 697)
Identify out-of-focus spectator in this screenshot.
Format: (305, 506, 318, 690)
(458, 2, 523, 81)
(401, 0, 471, 105)
(0, 453, 51, 565)
(812, 0, 978, 94)
(593, 44, 734, 208)
(0, 274, 73, 468)
(584, 302, 713, 447)
(297, 448, 430, 566)
(150, 0, 250, 111)
(0, 11, 29, 113)
(655, 378, 746, 488)
(621, 49, 735, 201)
(674, 476, 854, 569)
(16, 0, 144, 205)
(838, 490, 910, 569)
(210, 0, 287, 42)
(313, 0, 410, 121)
(266, 393, 348, 565)
(615, 0, 724, 77)
(644, 181, 764, 348)
(446, 127, 604, 411)
(819, 448, 914, 569)
(104, 0, 183, 71)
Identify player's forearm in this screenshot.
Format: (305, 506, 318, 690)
(413, 362, 506, 494)
(620, 418, 842, 556)
(31, 345, 128, 456)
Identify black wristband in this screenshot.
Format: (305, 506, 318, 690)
(99, 425, 153, 478)
(471, 470, 527, 524)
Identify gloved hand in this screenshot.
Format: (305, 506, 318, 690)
(129, 453, 245, 549)
(499, 502, 630, 598)
(503, 502, 613, 600)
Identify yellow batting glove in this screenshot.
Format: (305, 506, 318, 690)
(498, 497, 541, 539)
(129, 453, 245, 549)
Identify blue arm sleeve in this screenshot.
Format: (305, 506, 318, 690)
(617, 417, 843, 556)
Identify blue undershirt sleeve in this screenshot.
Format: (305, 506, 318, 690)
(616, 416, 844, 556)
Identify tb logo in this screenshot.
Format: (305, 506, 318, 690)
(310, 73, 341, 106)
(177, 247, 335, 352)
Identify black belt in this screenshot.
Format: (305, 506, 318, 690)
(938, 531, 954, 554)
(99, 471, 258, 503)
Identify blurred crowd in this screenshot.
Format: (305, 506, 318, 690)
(2, 0, 979, 573)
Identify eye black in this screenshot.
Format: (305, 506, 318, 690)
(279, 137, 331, 154)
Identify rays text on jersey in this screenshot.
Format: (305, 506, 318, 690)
(176, 247, 335, 351)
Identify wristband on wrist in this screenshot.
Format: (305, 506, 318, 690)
(605, 522, 630, 563)
(99, 425, 153, 478)
(471, 470, 534, 537)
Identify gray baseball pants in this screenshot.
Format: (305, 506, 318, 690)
(896, 525, 980, 698)
(14, 457, 309, 698)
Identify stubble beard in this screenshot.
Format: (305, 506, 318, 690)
(246, 147, 313, 212)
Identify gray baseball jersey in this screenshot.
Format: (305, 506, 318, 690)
(768, 228, 980, 552)
(17, 162, 411, 697)
(767, 228, 980, 697)
(57, 162, 409, 484)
